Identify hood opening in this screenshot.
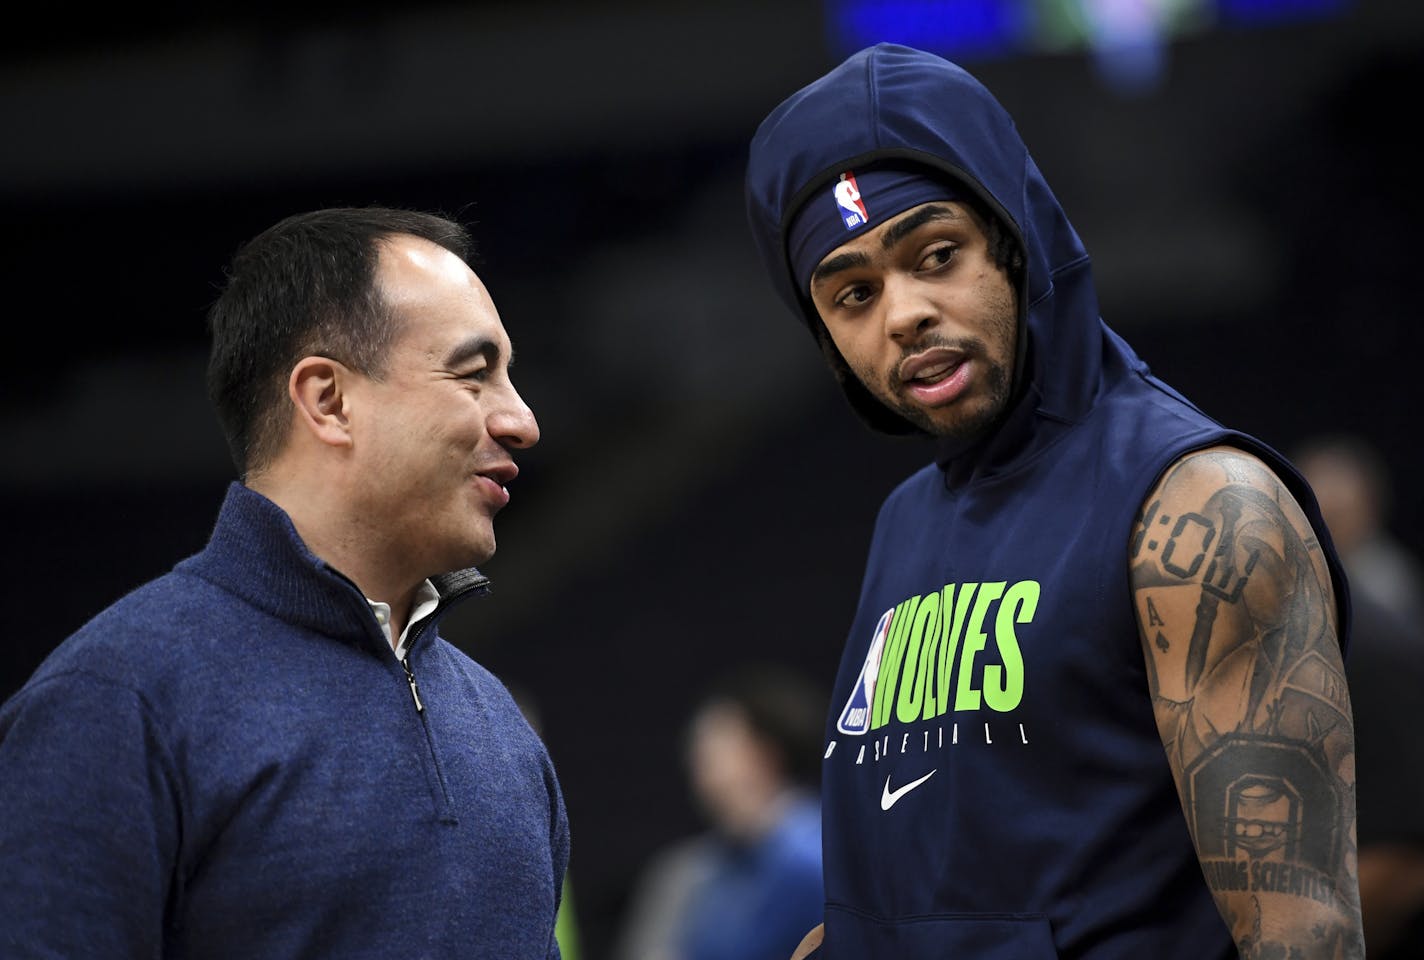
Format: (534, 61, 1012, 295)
(785, 149, 1032, 442)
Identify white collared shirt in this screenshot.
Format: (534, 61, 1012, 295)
(367, 579, 441, 661)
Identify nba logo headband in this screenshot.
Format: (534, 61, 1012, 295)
(788, 163, 960, 294)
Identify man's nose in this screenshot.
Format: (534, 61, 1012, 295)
(490, 388, 540, 450)
(882, 276, 937, 341)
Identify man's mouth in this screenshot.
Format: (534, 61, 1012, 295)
(898, 348, 973, 406)
(474, 461, 517, 508)
(907, 358, 960, 384)
(474, 473, 511, 508)
(894, 346, 974, 401)
(899, 346, 968, 385)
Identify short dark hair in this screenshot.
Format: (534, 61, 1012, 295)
(692, 663, 827, 789)
(205, 206, 473, 475)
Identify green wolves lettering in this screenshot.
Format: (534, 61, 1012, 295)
(836, 580, 1038, 736)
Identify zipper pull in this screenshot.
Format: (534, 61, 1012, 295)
(401, 655, 425, 713)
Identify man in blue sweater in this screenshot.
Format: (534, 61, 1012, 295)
(0, 207, 570, 957)
(745, 45, 1365, 958)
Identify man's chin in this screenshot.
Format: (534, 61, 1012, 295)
(900, 400, 998, 446)
(442, 533, 496, 572)
(469, 540, 496, 568)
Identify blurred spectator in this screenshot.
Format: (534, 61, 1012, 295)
(1295, 434, 1424, 959)
(612, 664, 825, 960)
(1294, 433, 1424, 625)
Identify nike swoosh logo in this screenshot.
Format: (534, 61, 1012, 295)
(881, 769, 937, 811)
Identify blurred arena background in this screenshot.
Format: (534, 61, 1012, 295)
(3, 1, 1421, 956)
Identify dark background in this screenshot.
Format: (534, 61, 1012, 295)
(2, 1, 1421, 956)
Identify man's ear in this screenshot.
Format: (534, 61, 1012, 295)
(288, 356, 353, 449)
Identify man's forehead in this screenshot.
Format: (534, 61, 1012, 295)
(375, 238, 510, 360)
(380, 235, 484, 296)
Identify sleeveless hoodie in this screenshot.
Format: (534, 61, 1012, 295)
(744, 43, 1350, 959)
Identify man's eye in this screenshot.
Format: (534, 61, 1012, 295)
(919, 244, 956, 270)
(835, 284, 873, 308)
(461, 367, 490, 381)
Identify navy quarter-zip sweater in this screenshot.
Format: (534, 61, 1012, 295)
(0, 482, 569, 958)
(745, 44, 1350, 959)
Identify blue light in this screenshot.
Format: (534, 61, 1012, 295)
(826, 0, 1028, 60)
(826, 0, 1356, 63)
(1219, 0, 1351, 25)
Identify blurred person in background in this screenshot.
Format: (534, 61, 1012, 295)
(1294, 433, 1424, 627)
(0, 206, 568, 958)
(1296, 434, 1424, 959)
(745, 43, 1363, 958)
(613, 664, 824, 960)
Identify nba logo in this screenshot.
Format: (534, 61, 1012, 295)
(836, 607, 894, 735)
(834, 172, 868, 230)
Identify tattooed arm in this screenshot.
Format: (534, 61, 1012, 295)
(1129, 445, 1365, 959)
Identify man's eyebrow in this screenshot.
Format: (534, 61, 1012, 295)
(880, 203, 963, 251)
(444, 336, 508, 370)
(809, 204, 965, 290)
(811, 250, 871, 288)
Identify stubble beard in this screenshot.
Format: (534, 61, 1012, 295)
(854, 334, 1014, 446)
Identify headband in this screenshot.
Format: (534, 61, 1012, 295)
(787, 164, 959, 294)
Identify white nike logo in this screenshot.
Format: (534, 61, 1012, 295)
(880, 769, 937, 810)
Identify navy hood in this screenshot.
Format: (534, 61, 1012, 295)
(746, 43, 1108, 450)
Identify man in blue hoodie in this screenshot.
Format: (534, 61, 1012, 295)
(0, 206, 569, 958)
(745, 44, 1364, 959)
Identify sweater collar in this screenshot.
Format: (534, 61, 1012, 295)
(179, 482, 491, 652)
